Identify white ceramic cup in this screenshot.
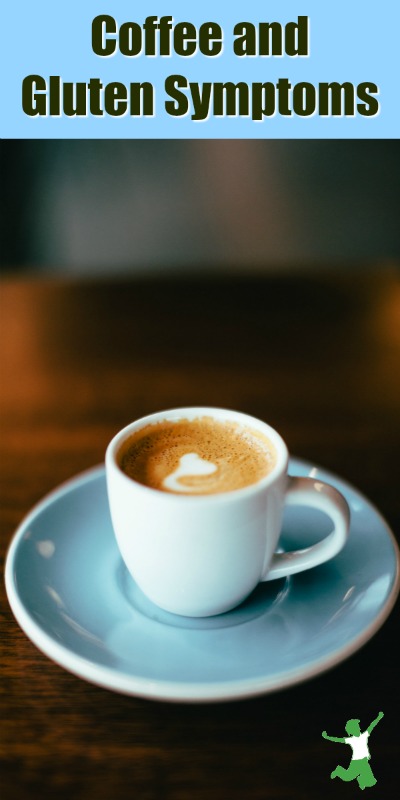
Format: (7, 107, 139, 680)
(106, 407, 350, 617)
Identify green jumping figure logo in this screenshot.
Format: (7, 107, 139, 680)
(322, 712, 384, 790)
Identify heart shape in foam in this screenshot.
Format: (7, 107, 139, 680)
(162, 453, 217, 493)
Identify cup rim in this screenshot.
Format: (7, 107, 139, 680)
(106, 407, 289, 503)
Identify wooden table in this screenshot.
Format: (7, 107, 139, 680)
(1, 269, 399, 799)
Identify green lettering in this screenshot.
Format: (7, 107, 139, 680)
(104, 82, 128, 115)
(293, 82, 316, 116)
(130, 82, 154, 116)
(259, 22, 283, 56)
(174, 22, 197, 56)
(199, 22, 223, 56)
(92, 15, 117, 57)
(276, 78, 292, 116)
(233, 22, 256, 56)
(88, 78, 103, 115)
(49, 76, 61, 116)
(252, 82, 276, 120)
(357, 83, 380, 116)
(285, 16, 309, 56)
(22, 74, 47, 116)
(119, 21, 142, 56)
(164, 75, 189, 117)
(319, 82, 355, 116)
(214, 82, 249, 117)
(63, 82, 87, 116)
(190, 82, 212, 121)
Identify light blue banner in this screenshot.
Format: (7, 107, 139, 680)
(1, 0, 399, 138)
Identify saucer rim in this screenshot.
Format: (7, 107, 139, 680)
(5, 462, 400, 703)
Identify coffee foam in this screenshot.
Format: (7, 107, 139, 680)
(118, 416, 277, 495)
(163, 452, 218, 492)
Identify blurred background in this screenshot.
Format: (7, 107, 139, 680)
(1, 140, 399, 275)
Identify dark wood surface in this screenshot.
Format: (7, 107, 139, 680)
(1, 269, 399, 799)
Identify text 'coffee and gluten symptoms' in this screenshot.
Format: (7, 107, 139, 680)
(21, 14, 380, 121)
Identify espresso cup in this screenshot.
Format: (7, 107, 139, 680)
(106, 407, 350, 617)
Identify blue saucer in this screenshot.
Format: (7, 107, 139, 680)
(5, 459, 399, 702)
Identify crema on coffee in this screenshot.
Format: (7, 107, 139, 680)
(118, 416, 277, 495)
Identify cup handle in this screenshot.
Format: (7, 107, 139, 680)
(263, 476, 350, 581)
